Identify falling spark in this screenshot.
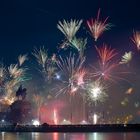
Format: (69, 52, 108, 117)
(87, 9, 111, 41)
(120, 51, 132, 64)
(0, 63, 7, 85)
(53, 109, 58, 124)
(57, 19, 83, 42)
(93, 113, 98, 124)
(18, 54, 28, 66)
(131, 30, 140, 50)
(33, 94, 44, 119)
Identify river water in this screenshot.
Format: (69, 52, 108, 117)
(0, 132, 140, 140)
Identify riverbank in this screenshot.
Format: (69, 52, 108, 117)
(0, 124, 140, 132)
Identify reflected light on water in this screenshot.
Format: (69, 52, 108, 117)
(53, 133, 59, 140)
(89, 133, 104, 140)
(2, 132, 5, 140)
(69, 133, 86, 140)
(31, 132, 40, 140)
(94, 133, 97, 140)
(0, 132, 140, 140)
(123, 133, 126, 140)
(1, 132, 18, 140)
(63, 133, 66, 140)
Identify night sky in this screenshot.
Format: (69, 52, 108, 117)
(0, 0, 140, 124)
(0, 0, 140, 63)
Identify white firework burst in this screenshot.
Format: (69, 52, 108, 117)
(120, 51, 132, 64)
(18, 54, 28, 66)
(57, 19, 83, 42)
(32, 47, 48, 68)
(8, 64, 25, 78)
(87, 80, 108, 104)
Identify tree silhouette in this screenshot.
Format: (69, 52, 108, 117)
(16, 85, 27, 100)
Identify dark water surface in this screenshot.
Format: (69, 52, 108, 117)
(0, 132, 140, 140)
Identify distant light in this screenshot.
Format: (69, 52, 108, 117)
(32, 120, 40, 126)
(124, 124, 127, 127)
(93, 113, 98, 124)
(80, 120, 88, 124)
(61, 119, 71, 125)
(82, 120, 86, 123)
(56, 74, 60, 79)
(1, 119, 5, 123)
(101, 73, 105, 76)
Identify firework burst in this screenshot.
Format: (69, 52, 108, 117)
(87, 9, 111, 41)
(0, 96, 15, 105)
(92, 44, 118, 81)
(91, 62, 117, 81)
(0, 56, 28, 106)
(55, 54, 85, 96)
(87, 80, 108, 104)
(120, 51, 132, 64)
(8, 64, 25, 79)
(33, 94, 44, 119)
(131, 30, 140, 50)
(18, 54, 28, 66)
(8, 64, 18, 78)
(5, 64, 27, 99)
(57, 19, 83, 43)
(91, 45, 130, 82)
(71, 37, 87, 58)
(57, 54, 85, 79)
(91, 60, 131, 83)
(32, 47, 48, 68)
(33, 47, 57, 81)
(95, 44, 118, 65)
